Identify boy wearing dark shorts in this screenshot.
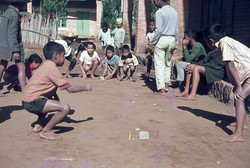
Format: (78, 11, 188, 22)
(22, 42, 92, 140)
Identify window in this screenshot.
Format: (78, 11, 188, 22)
(59, 11, 67, 28)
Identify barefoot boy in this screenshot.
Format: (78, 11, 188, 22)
(22, 42, 92, 140)
(117, 45, 139, 82)
(208, 24, 250, 142)
(100, 45, 120, 80)
(79, 42, 100, 79)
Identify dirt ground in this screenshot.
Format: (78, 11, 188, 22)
(0, 41, 249, 168)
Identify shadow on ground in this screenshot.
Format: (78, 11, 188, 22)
(0, 105, 23, 124)
(177, 106, 235, 135)
(140, 74, 157, 92)
(31, 109, 94, 134)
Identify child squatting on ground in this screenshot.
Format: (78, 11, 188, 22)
(117, 45, 139, 82)
(22, 42, 92, 140)
(3, 53, 42, 92)
(79, 42, 100, 80)
(100, 45, 120, 80)
(55, 32, 80, 79)
(208, 24, 250, 143)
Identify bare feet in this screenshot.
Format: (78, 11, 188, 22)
(8, 88, 17, 94)
(179, 95, 197, 101)
(90, 75, 95, 79)
(40, 130, 62, 140)
(0, 93, 7, 97)
(176, 91, 188, 97)
(220, 133, 244, 143)
(130, 77, 137, 82)
(33, 124, 43, 133)
(98, 76, 105, 80)
(229, 122, 247, 130)
(117, 75, 123, 81)
(153, 89, 167, 96)
(82, 75, 87, 80)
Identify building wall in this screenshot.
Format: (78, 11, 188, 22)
(187, 0, 250, 47)
(232, 0, 250, 46)
(63, 1, 98, 37)
(134, 0, 151, 55)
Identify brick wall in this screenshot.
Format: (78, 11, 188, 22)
(134, 0, 151, 55)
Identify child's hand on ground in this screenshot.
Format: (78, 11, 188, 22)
(117, 75, 123, 81)
(82, 75, 87, 80)
(105, 74, 112, 80)
(98, 76, 105, 80)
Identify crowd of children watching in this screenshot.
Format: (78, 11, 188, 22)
(0, 14, 249, 142)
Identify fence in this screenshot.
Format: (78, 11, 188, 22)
(21, 13, 58, 46)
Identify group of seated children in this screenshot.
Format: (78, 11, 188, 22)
(174, 28, 225, 101)
(3, 23, 249, 143)
(174, 24, 250, 142)
(54, 31, 139, 81)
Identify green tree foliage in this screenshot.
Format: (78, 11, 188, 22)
(41, 0, 69, 16)
(102, 0, 121, 27)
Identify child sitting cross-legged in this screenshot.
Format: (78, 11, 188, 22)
(22, 42, 92, 140)
(117, 45, 139, 82)
(99, 45, 120, 80)
(79, 42, 100, 79)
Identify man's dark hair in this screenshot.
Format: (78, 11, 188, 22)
(185, 28, 196, 39)
(106, 45, 114, 52)
(207, 24, 226, 41)
(121, 44, 130, 51)
(28, 54, 42, 64)
(43, 42, 65, 60)
(148, 19, 155, 25)
(163, 0, 170, 5)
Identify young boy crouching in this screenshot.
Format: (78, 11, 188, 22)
(100, 45, 120, 80)
(22, 42, 92, 140)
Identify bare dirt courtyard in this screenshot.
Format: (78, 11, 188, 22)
(0, 43, 249, 168)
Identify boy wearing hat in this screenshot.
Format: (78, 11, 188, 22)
(111, 18, 125, 55)
(55, 32, 80, 78)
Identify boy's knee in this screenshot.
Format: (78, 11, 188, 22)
(123, 67, 127, 72)
(93, 59, 99, 65)
(62, 104, 70, 114)
(130, 66, 135, 71)
(84, 66, 90, 72)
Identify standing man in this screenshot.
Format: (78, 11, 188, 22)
(151, 0, 178, 94)
(0, 1, 26, 94)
